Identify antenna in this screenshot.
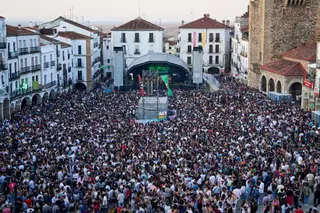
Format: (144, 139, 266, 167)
(138, 0, 141, 17)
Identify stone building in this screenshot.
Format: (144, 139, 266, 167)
(248, 0, 320, 89)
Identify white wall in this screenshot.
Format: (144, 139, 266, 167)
(60, 46, 72, 85)
(0, 17, 8, 97)
(112, 30, 163, 67)
(231, 18, 249, 75)
(179, 28, 230, 69)
(41, 44, 56, 86)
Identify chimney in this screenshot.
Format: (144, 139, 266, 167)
(222, 20, 225, 25)
(207, 14, 210, 17)
(29, 21, 33, 27)
(226, 20, 230, 26)
(203, 14, 207, 18)
(181, 20, 185, 25)
(18, 24, 21, 29)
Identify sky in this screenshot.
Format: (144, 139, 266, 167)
(1, 0, 249, 25)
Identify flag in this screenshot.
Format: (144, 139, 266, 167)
(138, 75, 144, 97)
(193, 31, 197, 47)
(160, 75, 172, 96)
(202, 32, 206, 47)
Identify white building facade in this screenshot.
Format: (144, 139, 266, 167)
(164, 37, 178, 56)
(102, 36, 114, 79)
(231, 11, 249, 78)
(110, 17, 164, 68)
(6, 25, 42, 113)
(178, 14, 231, 74)
(38, 17, 101, 89)
(0, 16, 9, 119)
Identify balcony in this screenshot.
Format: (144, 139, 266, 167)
(120, 38, 126, 43)
(10, 90, 21, 99)
(44, 81, 57, 89)
(30, 46, 40, 53)
(8, 52, 18, 59)
(44, 62, 49, 68)
(134, 50, 140, 55)
(9, 72, 20, 81)
(57, 63, 62, 71)
(19, 47, 29, 55)
(31, 64, 41, 72)
(215, 38, 221, 43)
(215, 50, 221, 54)
(75, 64, 83, 68)
(188, 39, 192, 42)
(50, 61, 55, 67)
(187, 50, 192, 54)
(20, 66, 31, 74)
(209, 50, 213, 54)
(209, 38, 214, 42)
(0, 42, 6, 49)
(0, 63, 8, 70)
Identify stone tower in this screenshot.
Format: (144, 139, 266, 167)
(248, 0, 320, 88)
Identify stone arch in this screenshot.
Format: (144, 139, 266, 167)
(260, 75, 267, 92)
(32, 94, 42, 106)
(276, 81, 282, 93)
(49, 90, 56, 100)
(289, 82, 302, 100)
(21, 97, 32, 109)
(10, 103, 15, 114)
(73, 82, 87, 91)
(3, 98, 10, 119)
(268, 78, 275, 92)
(42, 92, 49, 103)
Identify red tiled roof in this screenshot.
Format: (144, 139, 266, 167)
(61, 42, 71, 47)
(57, 31, 92, 40)
(0, 16, 5, 19)
(6, 25, 38, 36)
(53, 16, 96, 33)
(260, 59, 308, 76)
(179, 14, 230, 29)
(168, 41, 177, 45)
(282, 43, 317, 61)
(24, 26, 38, 30)
(240, 26, 249, 33)
(111, 17, 163, 31)
(40, 35, 60, 43)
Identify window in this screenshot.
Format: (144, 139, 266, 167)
(7, 43, 10, 52)
(44, 75, 47, 84)
(14, 62, 17, 72)
(209, 45, 213, 53)
(78, 70, 82, 80)
(19, 40, 22, 49)
(36, 75, 38, 82)
(9, 64, 12, 72)
(187, 45, 192, 53)
(215, 45, 219, 53)
(24, 58, 27, 66)
(30, 39, 33, 47)
(23, 40, 26, 48)
(50, 54, 52, 62)
(149, 33, 154, 43)
(44, 55, 46, 63)
(13, 42, 15, 51)
(215, 33, 220, 42)
(107, 59, 110, 63)
(78, 45, 81, 54)
(169, 47, 172, 50)
(20, 59, 23, 67)
(63, 51, 65, 60)
(215, 55, 219, 64)
(121, 33, 126, 43)
(77, 59, 82, 67)
(134, 45, 140, 54)
(31, 57, 34, 66)
(187, 57, 192, 65)
(32, 76, 35, 82)
(35, 56, 38, 65)
(198, 33, 202, 42)
(188, 33, 192, 42)
(209, 33, 214, 42)
(134, 33, 140, 42)
(209, 56, 213, 64)
(107, 45, 109, 50)
(34, 39, 36, 46)
(1, 75, 3, 84)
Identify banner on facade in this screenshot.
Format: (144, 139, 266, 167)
(202, 32, 206, 47)
(193, 32, 197, 47)
(303, 79, 314, 89)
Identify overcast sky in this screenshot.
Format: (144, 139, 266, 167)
(1, 0, 249, 25)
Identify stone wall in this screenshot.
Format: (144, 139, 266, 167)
(248, 0, 320, 88)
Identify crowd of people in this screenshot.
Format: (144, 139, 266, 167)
(0, 76, 320, 213)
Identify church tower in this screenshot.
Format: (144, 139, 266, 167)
(248, 0, 320, 88)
